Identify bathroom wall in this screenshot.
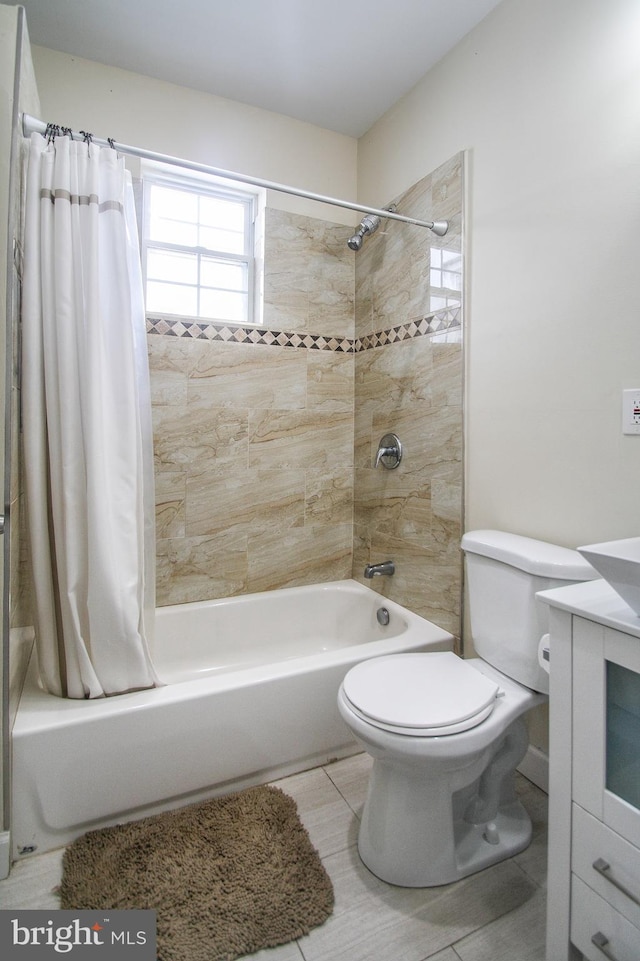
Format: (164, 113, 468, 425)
(358, 0, 640, 550)
(149, 208, 355, 603)
(352, 155, 463, 637)
(29, 45, 357, 227)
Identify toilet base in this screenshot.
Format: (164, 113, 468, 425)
(359, 790, 532, 888)
(355, 715, 534, 887)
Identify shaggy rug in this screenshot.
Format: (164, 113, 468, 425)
(59, 785, 334, 961)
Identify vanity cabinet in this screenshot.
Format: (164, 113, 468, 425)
(540, 581, 640, 961)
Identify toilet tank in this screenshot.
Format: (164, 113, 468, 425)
(461, 530, 597, 693)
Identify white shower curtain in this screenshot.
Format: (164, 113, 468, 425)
(21, 132, 160, 698)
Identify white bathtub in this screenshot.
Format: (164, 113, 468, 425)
(11, 579, 453, 858)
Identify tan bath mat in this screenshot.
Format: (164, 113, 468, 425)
(59, 784, 334, 961)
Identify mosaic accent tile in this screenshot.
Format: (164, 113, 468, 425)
(146, 305, 461, 353)
(355, 307, 461, 352)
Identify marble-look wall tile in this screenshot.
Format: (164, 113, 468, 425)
(353, 153, 464, 640)
(307, 350, 354, 412)
(156, 531, 248, 606)
(247, 524, 352, 594)
(248, 410, 353, 470)
(155, 471, 186, 540)
(149, 157, 463, 621)
(305, 470, 354, 527)
(185, 468, 306, 538)
(150, 204, 359, 607)
(153, 400, 249, 472)
(368, 533, 462, 643)
(263, 208, 354, 338)
(355, 336, 434, 413)
(189, 342, 307, 410)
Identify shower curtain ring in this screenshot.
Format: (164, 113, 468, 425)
(80, 130, 93, 154)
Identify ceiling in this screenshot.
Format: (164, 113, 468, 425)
(10, 0, 502, 138)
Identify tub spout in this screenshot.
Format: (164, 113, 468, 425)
(364, 561, 395, 578)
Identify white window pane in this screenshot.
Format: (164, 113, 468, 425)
(150, 215, 198, 247)
(200, 225, 245, 255)
(149, 185, 198, 245)
(430, 269, 442, 286)
(199, 196, 245, 232)
(200, 258, 246, 291)
(151, 185, 198, 221)
(200, 288, 247, 322)
(430, 248, 442, 267)
(146, 280, 198, 316)
(147, 249, 198, 285)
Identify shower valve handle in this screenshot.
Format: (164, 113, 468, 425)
(374, 433, 402, 469)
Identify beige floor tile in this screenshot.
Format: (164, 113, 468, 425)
(272, 766, 359, 858)
(0, 756, 550, 961)
(452, 885, 547, 961)
(243, 941, 306, 961)
(298, 844, 538, 961)
(513, 778, 549, 887)
(0, 848, 64, 909)
(323, 752, 373, 816)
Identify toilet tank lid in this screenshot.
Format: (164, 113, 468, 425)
(461, 530, 598, 581)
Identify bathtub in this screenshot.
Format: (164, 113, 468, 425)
(11, 579, 453, 859)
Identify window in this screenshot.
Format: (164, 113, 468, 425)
(142, 163, 257, 324)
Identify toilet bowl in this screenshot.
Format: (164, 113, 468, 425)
(339, 530, 597, 887)
(338, 655, 544, 886)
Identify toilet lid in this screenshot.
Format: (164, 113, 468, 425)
(341, 652, 501, 736)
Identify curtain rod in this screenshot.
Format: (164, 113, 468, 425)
(21, 114, 448, 236)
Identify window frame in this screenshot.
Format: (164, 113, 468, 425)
(141, 161, 257, 326)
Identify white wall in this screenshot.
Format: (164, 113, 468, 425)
(359, 0, 640, 548)
(30, 45, 358, 226)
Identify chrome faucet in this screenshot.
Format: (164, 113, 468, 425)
(364, 561, 395, 578)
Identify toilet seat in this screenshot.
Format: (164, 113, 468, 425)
(341, 652, 501, 736)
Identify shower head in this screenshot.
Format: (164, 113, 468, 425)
(347, 213, 381, 251)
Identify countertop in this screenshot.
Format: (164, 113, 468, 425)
(538, 578, 640, 639)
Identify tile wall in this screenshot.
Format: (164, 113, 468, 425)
(148, 152, 464, 637)
(149, 208, 356, 604)
(353, 154, 464, 636)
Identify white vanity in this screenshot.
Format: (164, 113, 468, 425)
(540, 579, 640, 961)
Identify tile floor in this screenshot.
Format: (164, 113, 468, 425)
(0, 753, 548, 961)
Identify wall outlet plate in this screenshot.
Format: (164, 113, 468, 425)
(622, 389, 640, 435)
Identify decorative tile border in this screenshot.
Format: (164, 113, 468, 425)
(355, 306, 461, 351)
(146, 317, 354, 352)
(146, 305, 461, 353)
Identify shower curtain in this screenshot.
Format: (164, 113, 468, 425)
(21, 132, 159, 698)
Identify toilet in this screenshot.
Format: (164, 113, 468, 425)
(338, 530, 597, 887)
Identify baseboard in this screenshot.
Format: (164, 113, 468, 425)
(0, 831, 10, 880)
(517, 745, 549, 794)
